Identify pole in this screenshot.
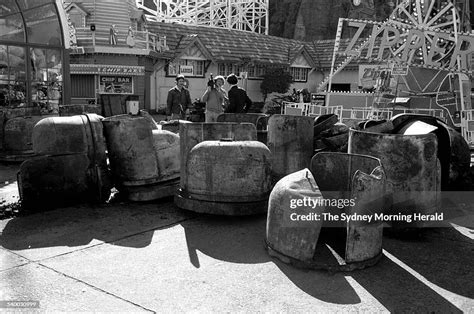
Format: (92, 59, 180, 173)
(453, 6, 465, 112)
(326, 18, 344, 107)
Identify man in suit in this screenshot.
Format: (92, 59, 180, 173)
(166, 74, 192, 120)
(225, 73, 252, 113)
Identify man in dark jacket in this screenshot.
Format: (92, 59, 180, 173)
(166, 74, 192, 120)
(225, 73, 252, 113)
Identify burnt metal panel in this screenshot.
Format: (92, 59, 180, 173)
(348, 129, 441, 226)
(266, 168, 324, 262)
(217, 113, 269, 143)
(346, 167, 386, 263)
(311, 152, 386, 263)
(178, 122, 257, 190)
(267, 115, 314, 181)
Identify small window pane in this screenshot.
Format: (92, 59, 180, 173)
(30, 48, 47, 82)
(0, 45, 8, 78)
(31, 81, 48, 109)
(0, 13, 25, 42)
(23, 4, 62, 46)
(0, 45, 8, 106)
(16, 0, 52, 10)
(195, 60, 204, 76)
(0, 0, 19, 17)
(46, 80, 61, 112)
(46, 49, 62, 81)
(168, 62, 177, 76)
(234, 65, 242, 76)
(8, 46, 26, 81)
(218, 64, 226, 76)
(248, 66, 255, 78)
(9, 80, 27, 107)
(292, 68, 309, 82)
(69, 13, 84, 28)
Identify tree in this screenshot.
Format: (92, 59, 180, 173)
(260, 67, 293, 102)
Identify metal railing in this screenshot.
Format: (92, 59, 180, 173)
(74, 27, 167, 51)
(461, 109, 474, 148)
(281, 102, 449, 125)
(392, 108, 446, 122)
(350, 107, 393, 120)
(281, 102, 344, 121)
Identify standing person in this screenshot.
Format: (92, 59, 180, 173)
(225, 73, 252, 113)
(166, 74, 192, 120)
(109, 24, 118, 45)
(126, 27, 135, 48)
(201, 75, 227, 122)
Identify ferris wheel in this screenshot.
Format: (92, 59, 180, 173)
(385, 0, 472, 127)
(387, 0, 464, 68)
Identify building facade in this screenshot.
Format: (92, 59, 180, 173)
(65, 0, 162, 115)
(145, 21, 325, 111)
(65, 0, 345, 113)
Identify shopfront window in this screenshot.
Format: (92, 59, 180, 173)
(0, 45, 27, 107)
(0, 0, 66, 110)
(30, 48, 63, 110)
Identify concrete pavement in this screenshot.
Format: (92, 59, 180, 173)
(0, 192, 473, 312)
(1, 161, 474, 312)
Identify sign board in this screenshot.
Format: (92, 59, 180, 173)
(359, 65, 389, 89)
(340, 19, 474, 74)
(70, 64, 145, 76)
(392, 65, 408, 76)
(467, 120, 474, 132)
(179, 65, 194, 76)
(99, 75, 133, 94)
(311, 93, 326, 106)
(100, 76, 132, 84)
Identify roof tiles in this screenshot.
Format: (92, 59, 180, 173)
(147, 21, 380, 70)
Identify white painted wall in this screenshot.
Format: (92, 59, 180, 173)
(152, 61, 328, 110)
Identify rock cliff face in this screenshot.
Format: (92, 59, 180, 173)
(269, 0, 392, 41)
(268, 0, 304, 39)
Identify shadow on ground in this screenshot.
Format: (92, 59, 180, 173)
(0, 198, 194, 250)
(180, 215, 473, 311)
(180, 215, 361, 304)
(1, 200, 472, 311)
(382, 228, 474, 299)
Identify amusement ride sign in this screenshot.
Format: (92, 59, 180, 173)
(343, 20, 473, 73)
(323, 0, 474, 144)
(328, 0, 474, 77)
